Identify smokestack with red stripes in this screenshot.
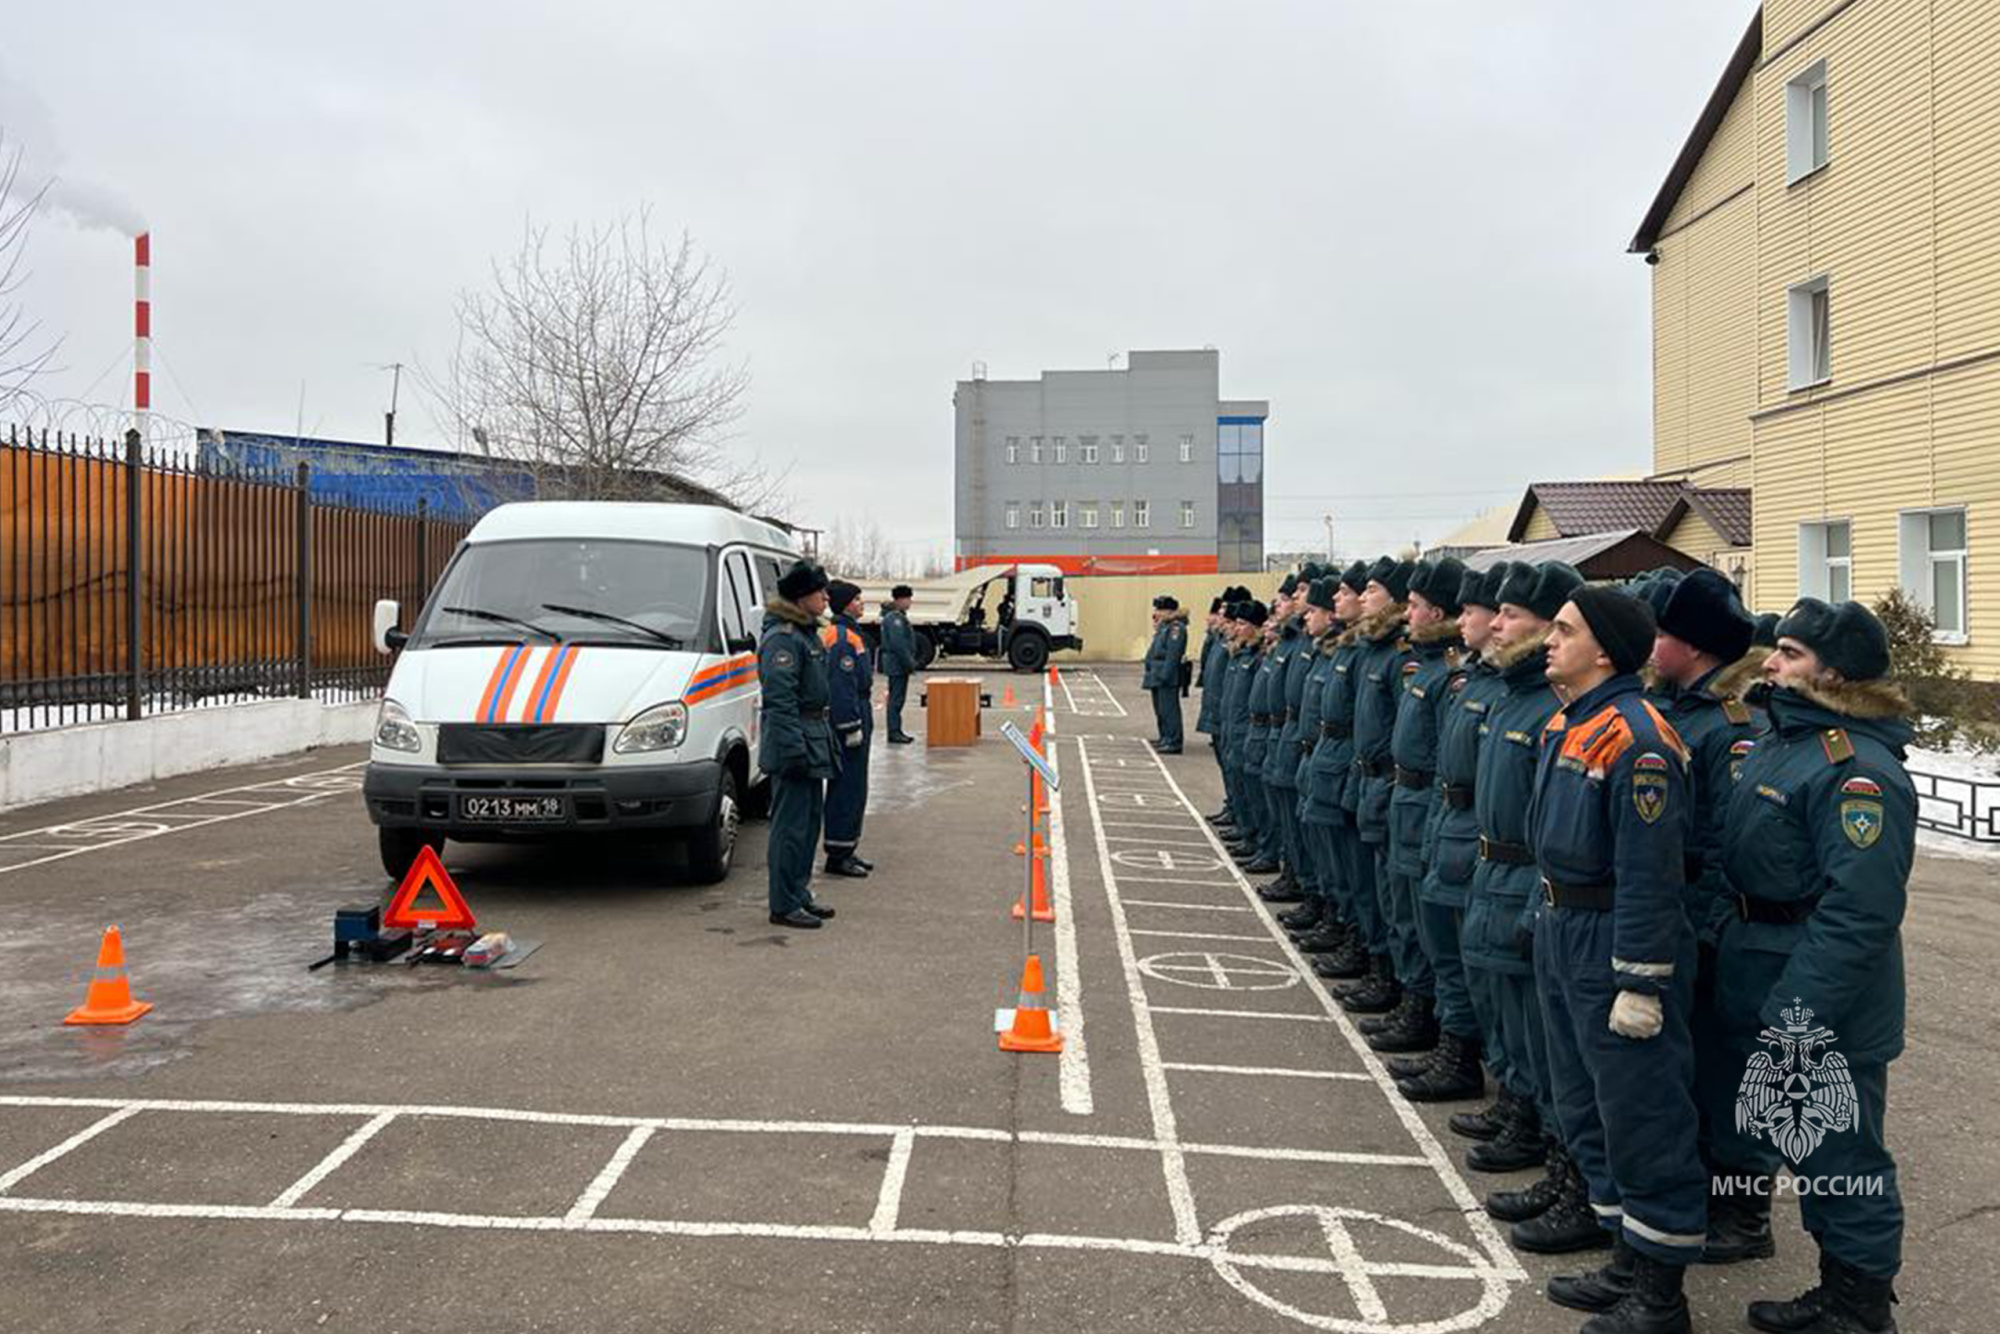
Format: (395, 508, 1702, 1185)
(134, 232, 151, 430)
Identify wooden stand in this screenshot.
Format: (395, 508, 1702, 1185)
(924, 677, 983, 747)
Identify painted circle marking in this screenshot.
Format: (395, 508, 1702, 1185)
(1111, 848, 1223, 873)
(1138, 952, 1299, 991)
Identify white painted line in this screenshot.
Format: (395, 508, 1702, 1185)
(269, 1111, 397, 1209)
(1043, 729, 1093, 1117)
(1076, 670, 1129, 718)
(0, 1197, 342, 1222)
(1096, 821, 1203, 831)
(1161, 1062, 1371, 1082)
(1119, 900, 1253, 913)
(1144, 1005, 1333, 1022)
(0, 1104, 144, 1193)
(868, 1128, 916, 1234)
(1129, 929, 1281, 943)
(565, 1124, 658, 1223)
(1102, 836, 1217, 849)
(1107, 875, 1242, 888)
(1075, 736, 1200, 1246)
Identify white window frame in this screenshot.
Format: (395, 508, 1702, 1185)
(1787, 276, 1831, 390)
(1051, 500, 1068, 529)
(1134, 499, 1150, 529)
(1797, 519, 1851, 604)
(1111, 501, 1125, 529)
(1028, 502, 1045, 529)
(1178, 434, 1194, 464)
(1786, 60, 1830, 185)
(1899, 506, 1969, 644)
(1080, 435, 1099, 465)
(1110, 435, 1125, 464)
(1134, 436, 1150, 464)
(1004, 436, 1019, 465)
(1080, 502, 1099, 530)
(1180, 500, 1195, 529)
(1004, 502, 1020, 530)
(1052, 437, 1067, 465)
(1029, 437, 1043, 465)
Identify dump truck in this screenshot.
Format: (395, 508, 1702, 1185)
(852, 563, 1082, 672)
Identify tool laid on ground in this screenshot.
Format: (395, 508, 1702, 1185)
(407, 929, 479, 965)
(308, 904, 414, 970)
(462, 932, 512, 967)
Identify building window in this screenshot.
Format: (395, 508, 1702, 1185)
(1051, 500, 1068, 529)
(1080, 435, 1099, 465)
(1900, 507, 1968, 642)
(1053, 437, 1067, 465)
(1004, 436, 1020, 465)
(1178, 435, 1194, 464)
(1111, 501, 1125, 529)
(1005, 502, 1020, 530)
(1134, 499, 1151, 529)
(1080, 502, 1099, 530)
(1786, 61, 1829, 184)
(1030, 437, 1043, 464)
(1134, 435, 1149, 464)
(1787, 276, 1831, 389)
(1028, 502, 1045, 529)
(1180, 500, 1195, 529)
(1110, 435, 1125, 464)
(1798, 520, 1851, 604)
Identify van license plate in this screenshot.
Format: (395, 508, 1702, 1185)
(458, 795, 568, 823)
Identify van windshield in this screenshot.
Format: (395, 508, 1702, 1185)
(410, 539, 709, 650)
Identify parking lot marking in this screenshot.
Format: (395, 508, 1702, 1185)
(1161, 1062, 1372, 1083)
(565, 1124, 658, 1223)
(1041, 693, 1093, 1117)
(1120, 900, 1253, 913)
(1144, 1005, 1333, 1023)
(1129, 929, 1278, 943)
(0, 1104, 143, 1193)
(270, 1111, 397, 1209)
(869, 1127, 917, 1234)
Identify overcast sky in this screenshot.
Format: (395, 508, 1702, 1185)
(5, 1, 1755, 565)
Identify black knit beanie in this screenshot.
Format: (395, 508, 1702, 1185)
(1567, 585, 1656, 676)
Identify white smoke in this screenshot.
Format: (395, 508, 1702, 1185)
(0, 62, 146, 236)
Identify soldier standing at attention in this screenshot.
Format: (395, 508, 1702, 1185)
(879, 584, 918, 745)
(1716, 599, 1913, 1334)
(760, 560, 838, 930)
(1144, 595, 1190, 753)
(1198, 589, 1247, 825)
(819, 580, 874, 880)
(1333, 556, 1413, 1015)
(1533, 585, 1705, 1334)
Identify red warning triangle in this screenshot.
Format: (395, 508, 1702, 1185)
(382, 845, 477, 931)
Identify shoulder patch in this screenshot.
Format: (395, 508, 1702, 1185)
(1632, 752, 1670, 773)
(1632, 766, 1669, 824)
(1841, 798, 1885, 849)
(1451, 676, 1468, 693)
(771, 648, 795, 668)
(1402, 661, 1420, 676)
(1822, 728, 1856, 764)
(1721, 698, 1752, 725)
(1731, 739, 1757, 756)
(1841, 775, 1883, 797)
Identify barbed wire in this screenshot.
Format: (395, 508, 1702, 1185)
(1, 392, 201, 457)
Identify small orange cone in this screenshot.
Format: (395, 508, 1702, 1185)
(1002, 683, 1017, 707)
(1048, 663, 1061, 686)
(64, 926, 152, 1026)
(999, 954, 1064, 1053)
(1012, 846, 1056, 923)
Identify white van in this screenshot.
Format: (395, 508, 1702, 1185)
(362, 502, 798, 883)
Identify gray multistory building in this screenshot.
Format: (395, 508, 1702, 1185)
(953, 348, 1267, 574)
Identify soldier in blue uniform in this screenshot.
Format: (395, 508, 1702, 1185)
(1262, 569, 1322, 900)
(1532, 585, 1705, 1334)
(1236, 580, 1295, 883)
(819, 580, 874, 879)
(1304, 563, 1372, 983)
(1196, 591, 1239, 823)
(759, 560, 839, 929)
(1144, 595, 1190, 753)
(878, 584, 918, 744)
(1365, 557, 1467, 1056)
(1715, 599, 1913, 1334)
(1218, 601, 1265, 852)
(1333, 557, 1414, 1014)
(1280, 576, 1345, 944)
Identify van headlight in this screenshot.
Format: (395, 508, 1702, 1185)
(614, 701, 688, 754)
(375, 699, 422, 753)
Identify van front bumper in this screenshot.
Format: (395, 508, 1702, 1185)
(364, 760, 723, 837)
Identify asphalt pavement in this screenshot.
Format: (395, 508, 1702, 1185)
(1, 663, 1995, 1333)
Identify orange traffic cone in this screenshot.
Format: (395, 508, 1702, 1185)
(999, 953, 1063, 1053)
(64, 926, 152, 1026)
(1011, 844, 1056, 923)
(1002, 683, 1017, 707)
(1048, 663, 1061, 686)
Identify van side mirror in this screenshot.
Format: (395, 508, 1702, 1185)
(728, 634, 757, 654)
(373, 599, 407, 655)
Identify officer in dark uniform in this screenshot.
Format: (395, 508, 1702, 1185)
(760, 560, 838, 929)
(1144, 595, 1190, 753)
(1240, 576, 1299, 883)
(1218, 601, 1265, 852)
(820, 580, 874, 878)
(1716, 599, 1913, 1334)
(1199, 589, 1247, 825)
(879, 584, 918, 744)
(1268, 565, 1327, 907)
(1334, 557, 1414, 1014)
(1304, 563, 1372, 983)
(1280, 576, 1345, 943)
(1532, 585, 1705, 1333)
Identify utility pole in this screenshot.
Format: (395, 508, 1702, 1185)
(382, 361, 404, 446)
(1322, 513, 1335, 564)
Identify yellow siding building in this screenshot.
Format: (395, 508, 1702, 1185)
(1634, 1, 2000, 677)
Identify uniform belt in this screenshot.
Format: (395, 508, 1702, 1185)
(1393, 765, 1434, 791)
(1441, 782, 1474, 810)
(1478, 836, 1533, 865)
(1252, 713, 1275, 726)
(1298, 740, 1314, 756)
(1542, 878, 1615, 911)
(1354, 754, 1391, 780)
(1320, 721, 1351, 739)
(1736, 894, 1818, 925)
(799, 708, 828, 720)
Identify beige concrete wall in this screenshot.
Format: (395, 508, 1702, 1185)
(1060, 572, 1289, 661)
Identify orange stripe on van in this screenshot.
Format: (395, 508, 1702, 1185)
(540, 646, 582, 720)
(520, 646, 564, 722)
(490, 646, 534, 723)
(475, 647, 518, 723)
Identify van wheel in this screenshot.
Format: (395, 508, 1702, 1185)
(741, 775, 772, 821)
(913, 630, 938, 671)
(686, 767, 741, 884)
(1007, 631, 1050, 674)
(379, 827, 445, 880)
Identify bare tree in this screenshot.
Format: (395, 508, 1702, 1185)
(421, 211, 774, 508)
(822, 515, 902, 580)
(0, 132, 54, 414)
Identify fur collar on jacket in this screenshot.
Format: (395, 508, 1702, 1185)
(1792, 674, 1909, 721)
(765, 597, 820, 629)
(1487, 626, 1552, 671)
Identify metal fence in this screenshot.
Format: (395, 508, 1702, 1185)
(1910, 766, 2000, 843)
(2, 425, 471, 735)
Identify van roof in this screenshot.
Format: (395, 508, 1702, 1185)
(467, 502, 797, 552)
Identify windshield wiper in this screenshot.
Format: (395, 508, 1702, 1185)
(541, 603, 683, 648)
(440, 606, 562, 641)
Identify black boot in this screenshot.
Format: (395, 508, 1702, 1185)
(1367, 993, 1438, 1054)
(1748, 1250, 1899, 1334)
(1579, 1252, 1690, 1334)
(1702, 1177, 1777, 1265)
(1278, 901, 1321, 931)
(1335, 956, 1400, 1014)
(1385, 1040, 1441, 1081)
(1466, 1096, 1547, 1173)
(1356, 990, 1414, 1035)
(1450, 1087, 1518, 1142)
(1510, 1157, 1612, 1255)
(1549, 1236, 1637, 1313)
(1315, 931, 1370, 979)
(1252, 869, 1298, 896)
(1486, 1138, 1566, 1223)
(1397, 1031, 1485, 1102)
(1294, 924, 1348, 954)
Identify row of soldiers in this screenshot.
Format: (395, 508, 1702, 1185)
(1181, 558, 1911, 1334)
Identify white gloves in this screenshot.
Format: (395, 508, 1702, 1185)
(1608, 990, 1664, 1040)
(841, 729, 865, 749)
